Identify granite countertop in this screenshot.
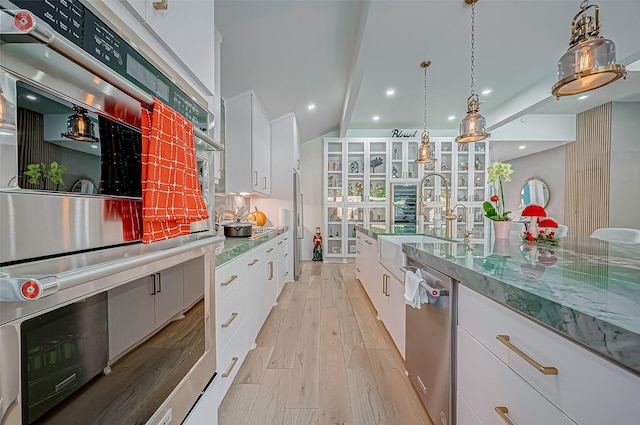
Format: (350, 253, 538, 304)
(401, 235, 640, 374)
(215, 227, 287, 267)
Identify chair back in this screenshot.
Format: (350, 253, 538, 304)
(590, 228, 640, 244)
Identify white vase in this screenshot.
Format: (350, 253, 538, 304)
(493, 221, 510, 239)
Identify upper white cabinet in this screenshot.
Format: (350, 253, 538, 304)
(271, 113, 300, 199)
(389, 138, 421, 183)
(226, 91, 272, 196)
(118, 0, 215, 95)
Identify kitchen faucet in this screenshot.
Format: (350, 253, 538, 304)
(452, 203, 474, 241)
(418, 172, 456, 239)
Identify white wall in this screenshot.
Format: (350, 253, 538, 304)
(609, 102, 640, 229)
(300, 132, 336, 260)
(503, 145, 566, 224)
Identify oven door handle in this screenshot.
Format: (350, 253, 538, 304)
(0, 276, 60, 301)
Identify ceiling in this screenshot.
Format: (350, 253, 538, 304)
(215, 0, 640, 159)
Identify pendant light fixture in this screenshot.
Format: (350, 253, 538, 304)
(551, 0, 627, 97)
(61, 105, 99, 143)
(456, 0, 490, 144)
(416, 60, 437, 164)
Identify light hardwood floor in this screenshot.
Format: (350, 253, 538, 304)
(219, 261, 431, 425)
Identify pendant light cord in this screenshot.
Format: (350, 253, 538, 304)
(470, 0, 476, 96)
(423, 65, 428, 134)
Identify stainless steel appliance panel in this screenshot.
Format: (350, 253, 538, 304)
(405, 259, 456, 425)
(293, 170, 302, 280)
(0, 191, 141, 265)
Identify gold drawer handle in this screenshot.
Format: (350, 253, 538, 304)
(221, 275, 238, 287)
(365, 240, 373, 245)
(222, 357, 239, 377)
(494, 407, 514, 425)
(221, 312, 239, 328)
(266, 248, 274, 253)
(248, 259, 259, 266)
(284, 237, 288, 241)
(278, 241, 284, 245)
(496, 335, 558, 375)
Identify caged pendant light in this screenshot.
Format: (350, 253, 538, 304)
(415, 60, 437, 164)
(551, 0, 627, 97)
(61, 105, 99, 143)
(456, 0, 490, 144)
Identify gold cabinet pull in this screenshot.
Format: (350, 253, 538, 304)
(268, 261, 274, 280)
(222, 357, 239, 377)
(496, 335, 558, 375)
(263, 177, 267, 189)
(266, 248, 274, 253)
(152, 0, 168, 10)
(221, 312, 239, 328)
(278, 241, 284, 245)
(494, 406, 514, 425)
(254, 171, 258, 186)
(365, 240, 373, 245)
(221, 275, 238, 287)
(385, 274, 390, 296)
(248, 259, 259, 266)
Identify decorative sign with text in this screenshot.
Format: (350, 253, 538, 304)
(391, 129, 418, 138)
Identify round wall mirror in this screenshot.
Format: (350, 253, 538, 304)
(71, 177, 98, 194)
(520, 177, 549, 208)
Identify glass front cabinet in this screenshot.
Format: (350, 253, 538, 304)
(324, 137, 489, 260)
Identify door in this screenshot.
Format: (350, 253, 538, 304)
(293, 171, 302, 280)
(154, 265, 185, 328)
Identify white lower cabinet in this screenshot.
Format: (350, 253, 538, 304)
(355, 230, 406, 357)
(458, 327, 577, 425)
(107, 264, 184, 360)
(458, 284, 640, 425)
(457, 391, 484, 425)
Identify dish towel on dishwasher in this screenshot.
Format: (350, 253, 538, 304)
(404, 268, 428, 309)
(141, 97, 209, 243)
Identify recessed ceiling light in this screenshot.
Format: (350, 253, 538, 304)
(519, 145, 526, 149)
(386, 89, 395, 96)
(372, 115, 380, 121)
(307, 103, 316, 111)
(578, 95, 589, 100)
(482, 89, 492, 96)
(25, 94, 37, 101)
(448, 115, 456, 121)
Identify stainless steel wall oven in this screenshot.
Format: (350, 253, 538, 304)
(0, 4, 222, 425)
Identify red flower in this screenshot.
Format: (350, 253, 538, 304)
(527, 235, 535, 241)
(539, 230, 545, 234)
(490, 195, 499, 202)
(549, 232, 555, 236)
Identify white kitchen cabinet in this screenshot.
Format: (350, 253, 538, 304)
(141, 0, 215, 95)
(270, 113, 300, 199)
(324, 139, 388, 259)
(458, 327, 577, 425)
(458, 284, 640, 425)
(225, 91, 272, 195)
(355, 231, 406, 358)
(183, 257, 205, 310)
(107, 264, 184, 360)
(380, 273, 406, 359)
(389, 138, 421, 182)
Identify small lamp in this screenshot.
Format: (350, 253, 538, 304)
(62, 105, 99, 143)
(552, 0, 627, 97)
(456, 0, 490, 144)
(415, 60, 436, 164)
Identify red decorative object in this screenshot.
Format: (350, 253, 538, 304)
(538, 218, 559, 228)
(521, 204, 547, 235)
(491, 195, 499, 202)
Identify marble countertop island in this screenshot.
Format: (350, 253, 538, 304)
(400, 235, 640, 374)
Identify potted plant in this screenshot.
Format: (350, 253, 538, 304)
(483, 161, 513, 239)
(23, 161, 67, 190)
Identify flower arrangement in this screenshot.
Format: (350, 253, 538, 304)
(521, 229, 560, 245)
(483, 161, 513, 221)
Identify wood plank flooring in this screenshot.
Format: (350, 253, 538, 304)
(219, 262, 430, 425)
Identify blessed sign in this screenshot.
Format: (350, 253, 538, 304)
(391, 129, 418, 138)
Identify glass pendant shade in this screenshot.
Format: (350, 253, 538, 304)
(551, 1, 627, 97)
(62, 106, 98, 143)
(415, 132, 437, 163)
(456, 94, 489, 143)
(552, 37, 626, 96)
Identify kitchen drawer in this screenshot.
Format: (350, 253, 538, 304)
(458, 285, 640, 425)
(217, 319, 250, 400)
(458, 327, 577, 425)
(457, 392, 484, 425)
(216, 247, 267, 303)
(216, 276, 251, 351)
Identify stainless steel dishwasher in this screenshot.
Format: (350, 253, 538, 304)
(404, 258, 456, 425)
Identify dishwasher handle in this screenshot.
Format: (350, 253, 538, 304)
(400, 266, 449, 297)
